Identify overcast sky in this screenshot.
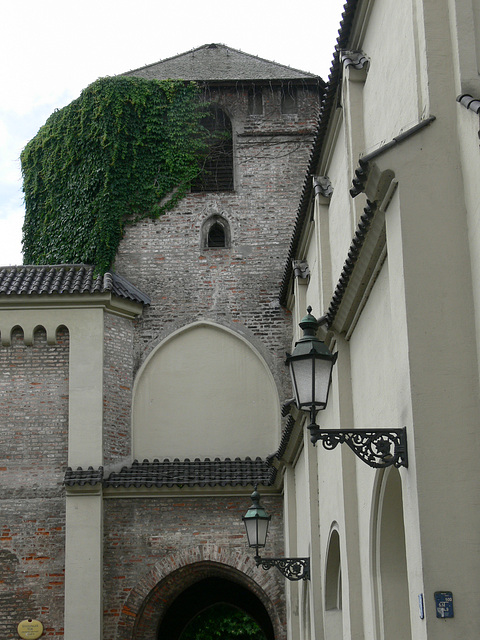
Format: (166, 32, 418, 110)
(0, 0, 346, 266)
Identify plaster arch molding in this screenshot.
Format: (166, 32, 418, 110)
(132, 321, 281, 459)
(117, 544, 285, 640)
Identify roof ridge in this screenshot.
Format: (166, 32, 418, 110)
(123, 43, 321, 81)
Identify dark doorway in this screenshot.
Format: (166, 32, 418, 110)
(157, 576, 275, 640)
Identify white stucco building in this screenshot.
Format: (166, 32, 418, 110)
(279, 0, 480, 638)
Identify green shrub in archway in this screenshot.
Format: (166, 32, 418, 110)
(180, 603, 267, 640)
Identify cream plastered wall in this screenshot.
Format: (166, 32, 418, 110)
(293, 449, 312, 640)
(324, 122, 356, 285)
(361, 0, 421, 148)
(287, 0, 480, 638)
(458, 111, 480, 393)
(132, 321, 280, 459)
(348, 258, 423, 638)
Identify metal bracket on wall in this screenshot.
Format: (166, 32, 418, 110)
(308, 426, 408, 468)
(255, 556, 310, 581)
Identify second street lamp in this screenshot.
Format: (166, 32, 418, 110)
(243, 487, 310, 581)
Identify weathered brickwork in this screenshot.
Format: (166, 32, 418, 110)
(115, 84, 320, 403)
(103, 313, 134, 465)
(103, 493, 284, 640)
(0, 500, 66, 638)
(0, 328, 68, 638)
(0, 327, 69, 488)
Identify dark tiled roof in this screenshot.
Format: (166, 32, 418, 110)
(457, 94, 480, 114)
(126, 43, 322, 83)
(64, 457, 275, 489)
(280, 0, 359, 306)
(313, 176, 333, 199)
(340, 50, 369, 70)
(0, 265, 150, 305)
(64, 466, 103, 486)
(269, 415, 295, 463)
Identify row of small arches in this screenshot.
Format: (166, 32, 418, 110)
(0, 324, 69, 347)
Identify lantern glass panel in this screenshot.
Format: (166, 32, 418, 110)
(289, 357, 313, 408)
(290, 355, 333, 409)
(256, 517, 270, 548)
(244, 515, 270, 548)
(314, 357, 334, 409)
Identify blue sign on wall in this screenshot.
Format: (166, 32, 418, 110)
(434, 591, 454, 618)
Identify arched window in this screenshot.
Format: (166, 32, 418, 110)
(192, 107, 233, 192)
(201, 215, 231, 249)
(325, 529, 342, 611)
(324, 528, 343, 638)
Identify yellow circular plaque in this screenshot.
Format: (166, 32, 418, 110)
(17, 619, 43, 640)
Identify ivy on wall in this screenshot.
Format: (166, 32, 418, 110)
(21, 77, 208, 273)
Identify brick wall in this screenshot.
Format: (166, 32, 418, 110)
(0, 327, 69, 638)
(103, 493, 285, 640)
(103, 313, 134, 465)
(115, 84, 320, 402)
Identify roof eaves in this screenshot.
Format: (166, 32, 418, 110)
(66, 457, 277, 490)
(0, 265, 150, 307)
(457, 93, 480, 114)
(279, 0, 360, 307)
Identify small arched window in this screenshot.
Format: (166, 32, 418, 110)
(208, 223, 225, 247)
(201, 215, 231, 249)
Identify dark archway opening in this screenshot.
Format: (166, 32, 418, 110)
(208, 222, 226, 247)
(157, 576, 274, 640)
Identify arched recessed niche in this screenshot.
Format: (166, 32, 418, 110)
(372, 468, 411, 640)
(325, 529, 342, 611)
(132, 322, 280, 459)
(201, 214, 231, 249)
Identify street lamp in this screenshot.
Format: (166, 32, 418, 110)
(243, 487, 310, 581)
(286, 308, 408, 469)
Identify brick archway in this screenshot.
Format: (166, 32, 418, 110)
(116, 544, 285, 640)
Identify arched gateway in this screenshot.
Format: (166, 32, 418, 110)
(116, 546, 285, 640)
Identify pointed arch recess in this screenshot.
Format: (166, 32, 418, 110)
(325, 527, 341, 611)
(201, 214, 231, 248)
(116, 545, 285, 640)
(371, 468, 411, 640)
(132, 321, 281, 459)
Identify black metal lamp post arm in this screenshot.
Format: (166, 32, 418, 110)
(308, 425, 408, 468)
(255, 555, 310, 581)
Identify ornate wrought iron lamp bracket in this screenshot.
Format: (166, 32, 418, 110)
(307, 408, 408, 469)
(254, 555, 310, 581)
